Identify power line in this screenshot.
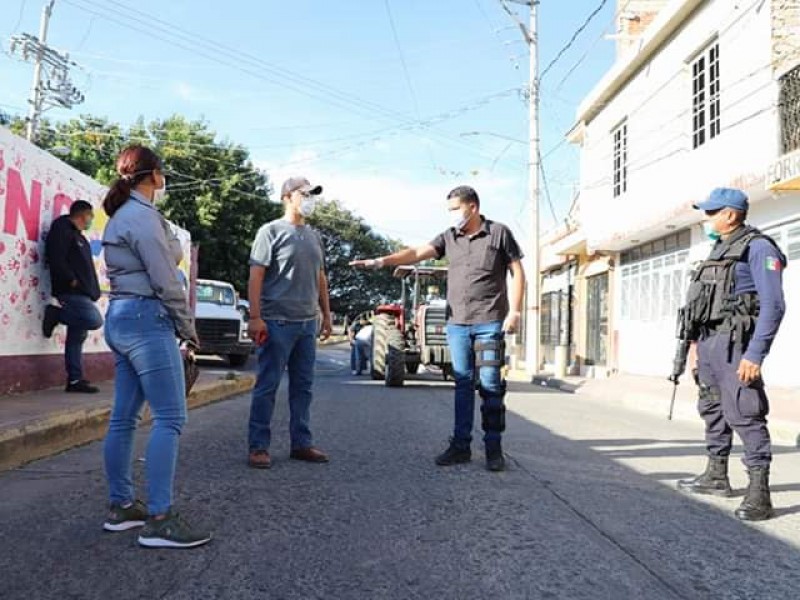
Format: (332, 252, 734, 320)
(552, 0, 634, 94)
(540, 0, 610, 80)
(63, 0, 504, 163)
(9, 0, 28, 35)
(474, 0, 523, 70)
(538, 148, 558, 224)
(8, 2, 86, 141)
(382, 0, 437, 171)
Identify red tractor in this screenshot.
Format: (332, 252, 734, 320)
(370, 265, 452, 387)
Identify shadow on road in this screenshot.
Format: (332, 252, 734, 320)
(2, 361, 800, 599)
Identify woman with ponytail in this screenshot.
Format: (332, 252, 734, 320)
(100, 145, 211, 549)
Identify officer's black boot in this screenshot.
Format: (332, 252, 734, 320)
(677, 456, 733, 497)
(485, 440, 505, 472)
(735, 466, 773, 521)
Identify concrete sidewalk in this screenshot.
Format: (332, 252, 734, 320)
(0, 370, 256, 472)
(523, 370, 800, 447)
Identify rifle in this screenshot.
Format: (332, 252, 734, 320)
(667, 306, 698, 420)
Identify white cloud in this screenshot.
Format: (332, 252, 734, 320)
(256, 152, 530, 248)
(172, 81, 216, 103)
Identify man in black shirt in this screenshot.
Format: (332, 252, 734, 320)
(43, 200, 104, 393)
(351, 186, 526, 471)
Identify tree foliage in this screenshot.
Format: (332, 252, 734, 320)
(4, 113, 403, 314)
(8, 114, 279, 292)
(308, 200, 402, 318)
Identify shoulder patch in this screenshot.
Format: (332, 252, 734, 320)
(766, 256, 782, 271)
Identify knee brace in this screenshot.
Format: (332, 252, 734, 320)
(474, 339, 506, 369)
(481, 405, 506, 433)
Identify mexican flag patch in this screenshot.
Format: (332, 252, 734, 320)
(766, 256, 782, 271)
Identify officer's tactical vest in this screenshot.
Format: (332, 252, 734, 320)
(685, 226, 780, 339)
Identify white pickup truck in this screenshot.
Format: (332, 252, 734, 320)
(194, 278, 253, 367)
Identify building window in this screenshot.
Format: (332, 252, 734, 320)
(779, 64, 800, 154)
(620, 230, 691, 265)
(692, 42, 720, 149)
(619, 231, 692, 324)
(764, 223, 800, 262)
(613, 121, 628, 197)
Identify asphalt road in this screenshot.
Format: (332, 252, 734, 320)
(2, 343, 800, 599)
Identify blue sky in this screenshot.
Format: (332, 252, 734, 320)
(1, 0, 620, 246)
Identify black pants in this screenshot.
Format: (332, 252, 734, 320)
(696, 332, 771, 468)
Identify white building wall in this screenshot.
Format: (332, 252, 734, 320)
(580, 0, 777, 252)
(572, 0, 800, 386)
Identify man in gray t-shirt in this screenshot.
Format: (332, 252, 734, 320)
(246, 176, 333, 469)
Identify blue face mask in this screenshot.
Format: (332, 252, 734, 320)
(703, 222, 721, 242)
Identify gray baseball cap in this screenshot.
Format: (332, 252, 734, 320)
(280, 176, 322, 198)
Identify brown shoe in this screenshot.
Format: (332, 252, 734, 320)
(289, 446, 329, 463)
(248, 449, 272, 469)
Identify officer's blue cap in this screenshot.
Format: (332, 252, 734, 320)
(693, 187, 749, 212)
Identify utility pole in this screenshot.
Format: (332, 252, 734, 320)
(8, 1, 85, 143)
(502, 0, 539, 377)
(28, 0, 55, 142)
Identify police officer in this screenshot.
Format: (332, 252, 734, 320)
(677, 187, 786, 521)
(350, 185, 526, 471)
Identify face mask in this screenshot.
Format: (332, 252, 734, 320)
(300, 197, 316, 217)
(153, 175, 167, 205)
(83, 218, 93, 232)
(703, 221, 721, 242)
(450, 209, 468, 230)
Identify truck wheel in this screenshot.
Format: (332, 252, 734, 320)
(384, 326, 406, 387)
(228, 354, 249, 368)
(371, 314, 392, 380)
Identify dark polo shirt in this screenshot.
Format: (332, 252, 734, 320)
(430, 217, 523, 325)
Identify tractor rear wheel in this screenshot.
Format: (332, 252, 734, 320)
(371, 314, 392, 380)
(384, 327, 406, 387)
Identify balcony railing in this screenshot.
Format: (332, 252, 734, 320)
(780, 64, 800, 154)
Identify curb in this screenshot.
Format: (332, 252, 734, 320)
(0, 375, 256, 473)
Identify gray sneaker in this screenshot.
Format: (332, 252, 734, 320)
(103, 500, 148, 531)
(137, 510, 212, 549)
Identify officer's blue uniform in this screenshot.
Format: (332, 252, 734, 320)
(695, 196, 786, 468)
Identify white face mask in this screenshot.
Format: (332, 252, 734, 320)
(153, 175, 167, 205)
(450, 209, 468, 230)
(300, 197, 316, 217)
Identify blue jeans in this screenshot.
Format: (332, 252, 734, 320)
(249, 319, 317, 451)
(56, 294, 103, 382)
(446, 321, 506, 448)
(103, 298, 187, 515)
(350, 340, 369, 374)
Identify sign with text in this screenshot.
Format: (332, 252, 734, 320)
(767, 147, 800, 191)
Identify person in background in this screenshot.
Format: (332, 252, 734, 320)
(43, 200, 104, 393)
(101, 144, 211, 549)
(353, 317, 373, 376)
(348, 316, 369, 375)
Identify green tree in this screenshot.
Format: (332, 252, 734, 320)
(308, 200, 401, 318)
(148, 115, 281, 293)
(17, 113, 281, 293)
(11, 113, 403, 306)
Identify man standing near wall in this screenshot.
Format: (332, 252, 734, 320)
(43, 200, 104, 393)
